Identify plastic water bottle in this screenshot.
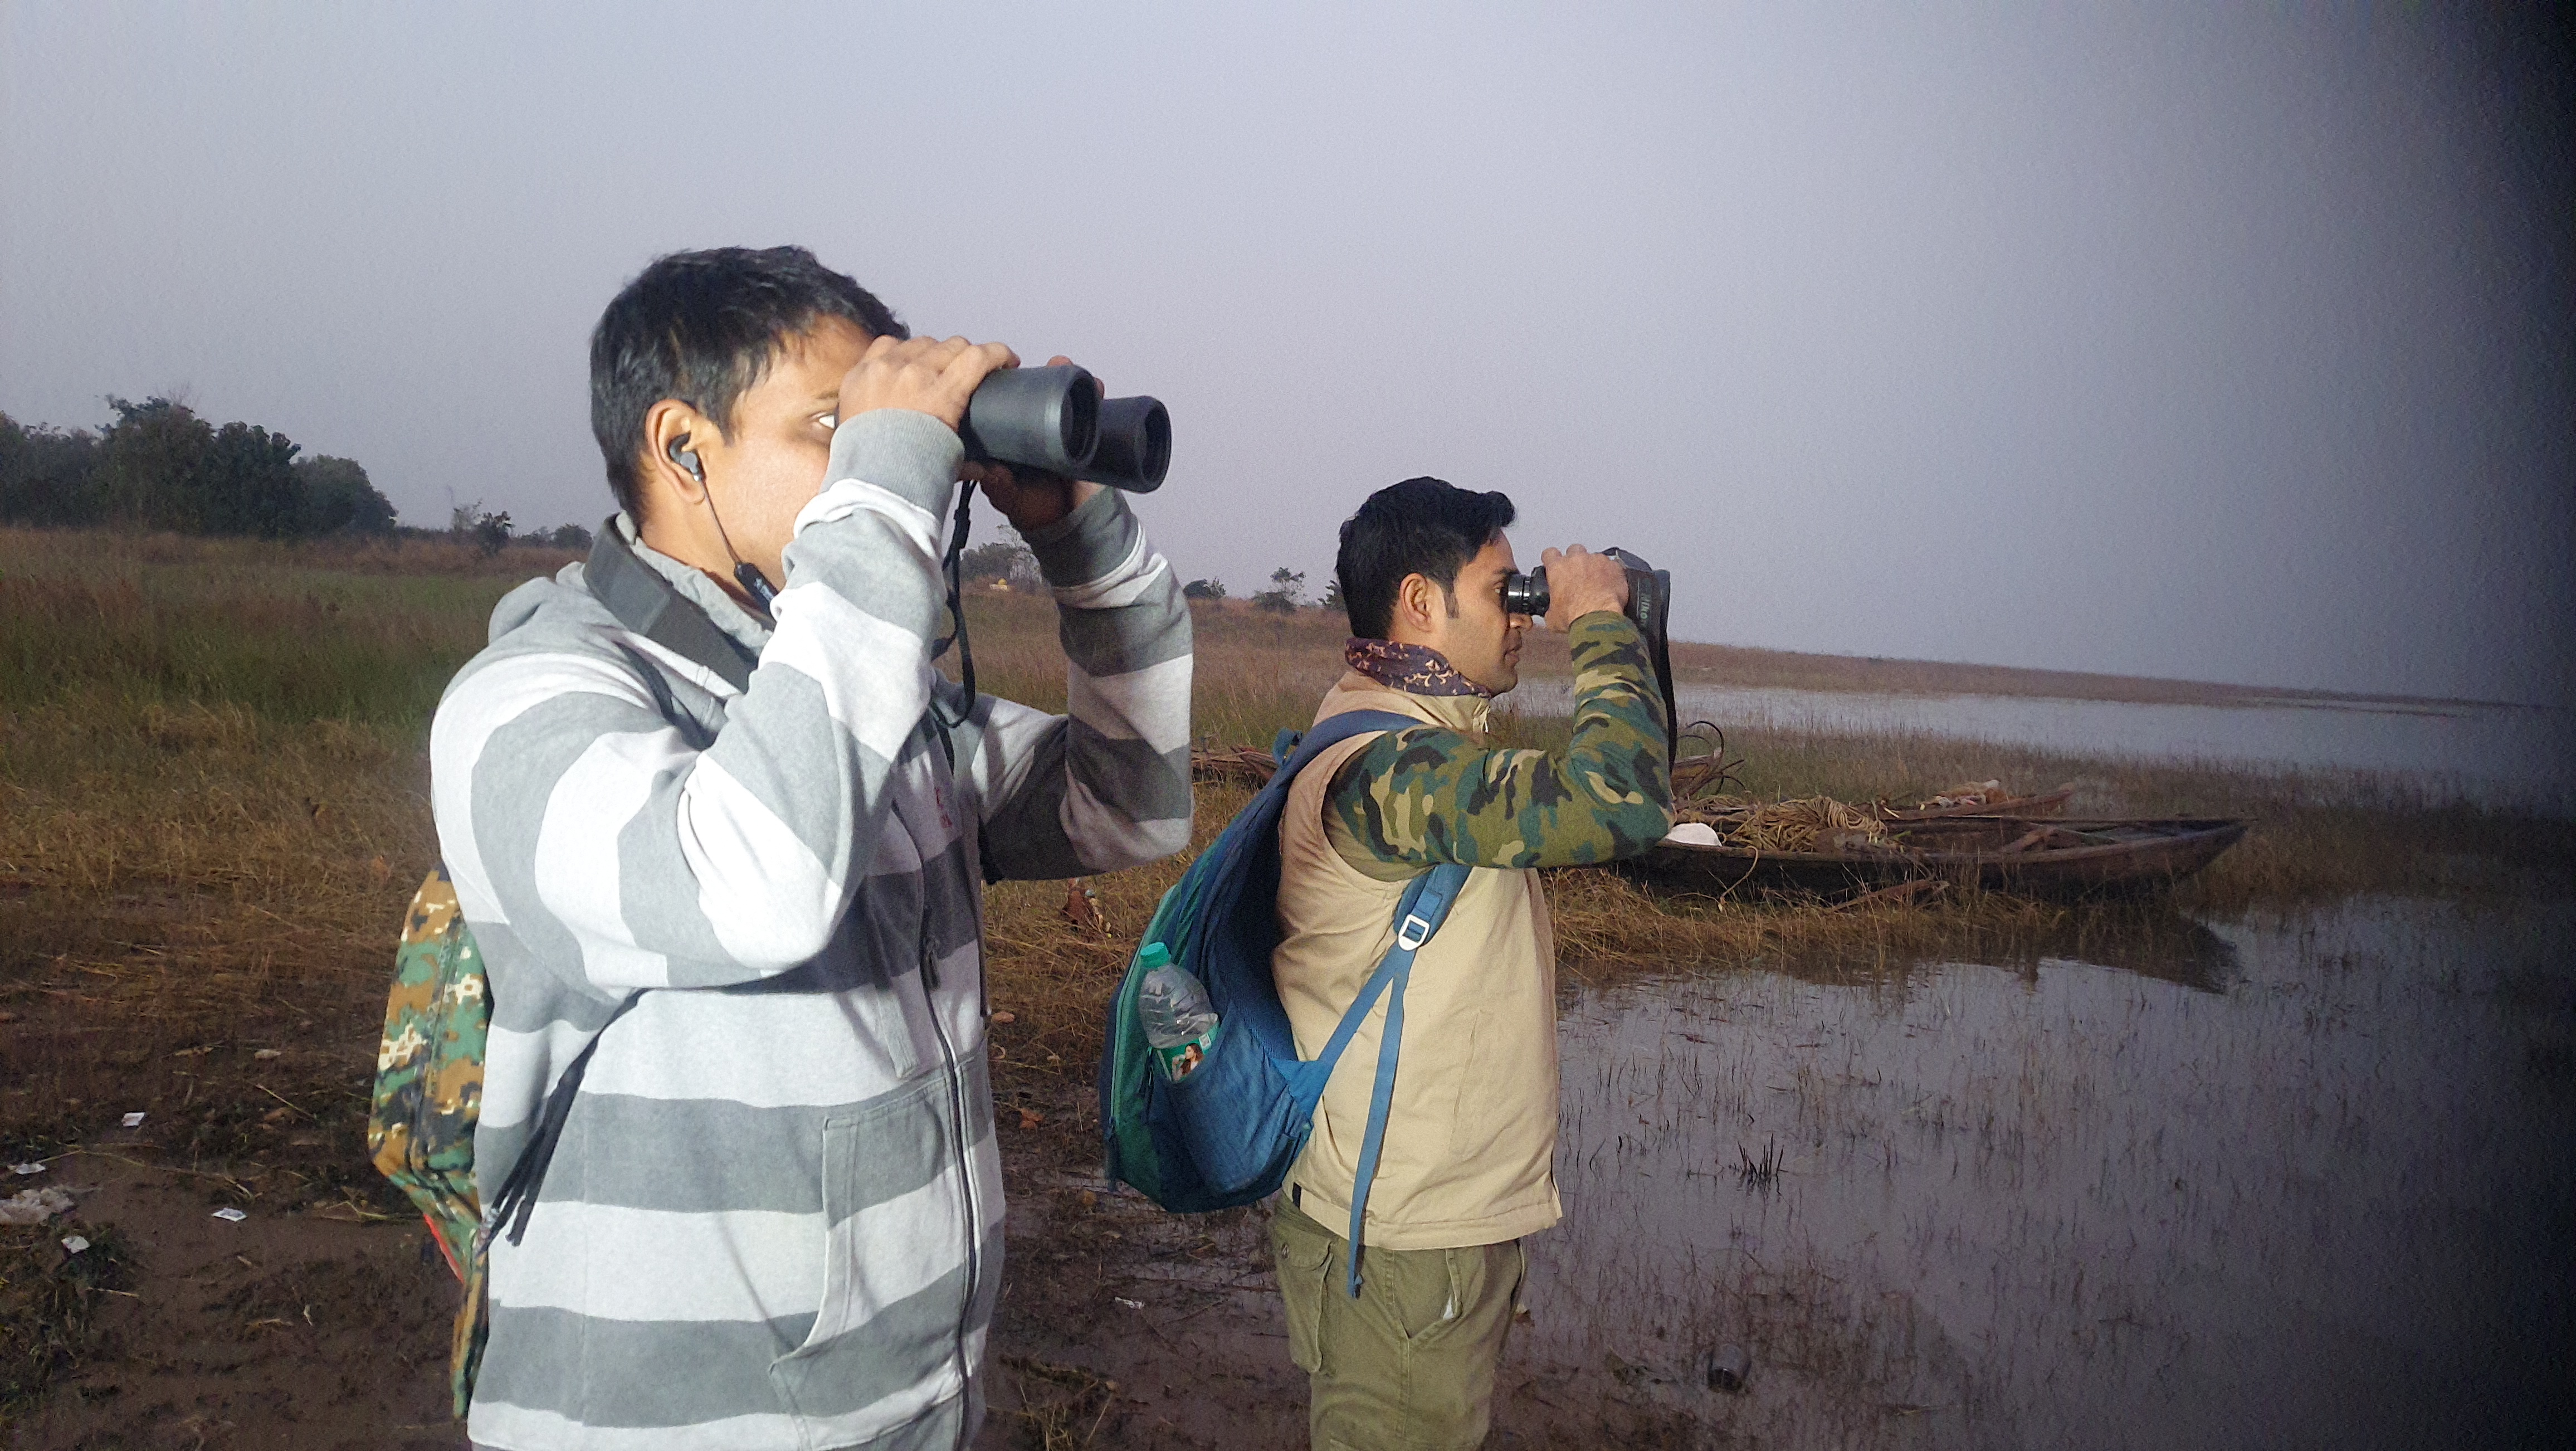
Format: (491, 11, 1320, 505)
(1136, 942, 1219, 1082)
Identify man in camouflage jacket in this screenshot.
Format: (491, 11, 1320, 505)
(1267, 476, 1671, 1449)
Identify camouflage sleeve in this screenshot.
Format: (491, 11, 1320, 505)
(1325, 611, 1671, 877)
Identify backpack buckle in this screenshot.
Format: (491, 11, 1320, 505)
(1396, 913, 1434, 951)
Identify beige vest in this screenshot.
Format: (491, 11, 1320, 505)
(1274, 672, 1562, 1250)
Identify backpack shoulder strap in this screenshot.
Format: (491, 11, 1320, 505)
(485, 991, 641, 1249)
(585, 522, 759, 692)
(1338, 863, 1471, 1295)
(1266, 706, 1451, 1101)
(1268, 708, 1421, 790)
(1300, 860, 1471, 1076)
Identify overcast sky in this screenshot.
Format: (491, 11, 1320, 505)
(3, 3, 2568, 704)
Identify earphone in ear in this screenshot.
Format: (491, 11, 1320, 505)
(663, 429, 778, 613)
(666, 434, 704, 483)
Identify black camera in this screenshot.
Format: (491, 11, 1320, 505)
(958, 364, 1170, 493)
(1500, 548, 1677, 757)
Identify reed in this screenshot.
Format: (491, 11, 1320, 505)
(4, 529, 2557, 1052)
(0, 526, 570, 727)
(1, 524, 2564, 1424)
(957, 588, 1344, 748)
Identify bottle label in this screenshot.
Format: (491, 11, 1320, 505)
(1155, 1025, 1217, 1082)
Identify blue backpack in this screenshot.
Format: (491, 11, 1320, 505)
(1099, 710, 1469, 1296)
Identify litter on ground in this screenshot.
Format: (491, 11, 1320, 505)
(0, 1186, 77, 1224)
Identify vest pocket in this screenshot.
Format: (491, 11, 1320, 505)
(1447, 1006, 1492, 1157)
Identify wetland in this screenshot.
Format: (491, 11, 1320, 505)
(1528, 897, 2575, 1447)
(2, 527, 2568, 1449)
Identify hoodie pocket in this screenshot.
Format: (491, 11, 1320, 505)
(770, 1072, 971, 1435)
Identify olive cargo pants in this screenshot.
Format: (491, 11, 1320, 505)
(1269, 1194, 1528, 1450)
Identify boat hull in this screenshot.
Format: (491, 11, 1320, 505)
(1618, 816, 2250, 900)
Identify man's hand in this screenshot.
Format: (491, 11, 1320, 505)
(1540, 544, 1629, 632)
(964, 355, 1103, 534)
(837, 334, 1018, 434)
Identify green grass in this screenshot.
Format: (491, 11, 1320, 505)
(0, 528, 555, 728)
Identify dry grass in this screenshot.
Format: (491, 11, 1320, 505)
(0, 523, 580, 582)
(962, 589, 1349, 748)
(998, 1355, 1118, 1450)
(0, 526, 576, 728)
(3, 528, 2558, 1060)
(0, 690, 432, 1207)
(1, 527, 2565, 1415)
(0, 529, 541, 1414)
(1, 1220, 132, 1410)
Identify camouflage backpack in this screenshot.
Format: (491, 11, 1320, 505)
(368, 865, 633, 1419)
(367, 866, 492, 1418)
(369, 530, 711, 1415)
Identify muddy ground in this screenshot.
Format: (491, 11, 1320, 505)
(1, 1091, 1691, 1451)
(14, 894, 2569, 1450)
(0, 944, 1695, 1451)
(0, 1075, 1308, 1451)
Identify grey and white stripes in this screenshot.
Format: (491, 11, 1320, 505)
(431, 410, 1191, 1451)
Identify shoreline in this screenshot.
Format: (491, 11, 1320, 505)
(1177, 592, 2542, 714)
(5, 525, 2572, 1444)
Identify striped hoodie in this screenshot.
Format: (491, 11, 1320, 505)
(428, 410, 1192, 1451)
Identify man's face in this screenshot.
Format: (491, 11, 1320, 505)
(698, 316, 872, 585)
(1418, 533, 1529, 695)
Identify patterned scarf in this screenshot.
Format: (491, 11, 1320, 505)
(1344, 638, 1493, 698)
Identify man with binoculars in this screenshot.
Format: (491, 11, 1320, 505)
(430, 246, 1193, 1451)
(1267, 476, 1674, 1449)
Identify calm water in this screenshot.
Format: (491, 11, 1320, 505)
(1519, 899, 2576, 1448)
(1507, 681, 2576, 811)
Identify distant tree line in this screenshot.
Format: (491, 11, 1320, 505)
(0, 397, 398, 538)
(1253, 566, 1306, 614)
(959, 538, 1042, 592)
(1179, 570, 1341, 612)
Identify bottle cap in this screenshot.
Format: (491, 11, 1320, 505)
(1137, 941, 1172, 970)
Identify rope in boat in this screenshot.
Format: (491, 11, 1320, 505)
(1671, 795, 1895, 853)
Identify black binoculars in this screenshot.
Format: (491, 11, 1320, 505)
(959, 364, 1170, 493)
(1499, 547, 1668, 631)
(1500, 548, 1678, 757)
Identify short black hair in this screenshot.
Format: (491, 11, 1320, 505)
(1333, 476, 1518, 638)
(589, 246, 906, 521)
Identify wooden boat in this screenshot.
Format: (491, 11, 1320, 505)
(1193, 736, 2222, 900)
(1619, 814, 2249, 901)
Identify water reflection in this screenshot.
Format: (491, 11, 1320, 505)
(1510, 898, 2576, 1449)
(1720, 905, 2243, 998)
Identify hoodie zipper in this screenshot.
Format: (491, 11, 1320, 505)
(905, 737, 982, 1448)
(922, 919, 980, 1445)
